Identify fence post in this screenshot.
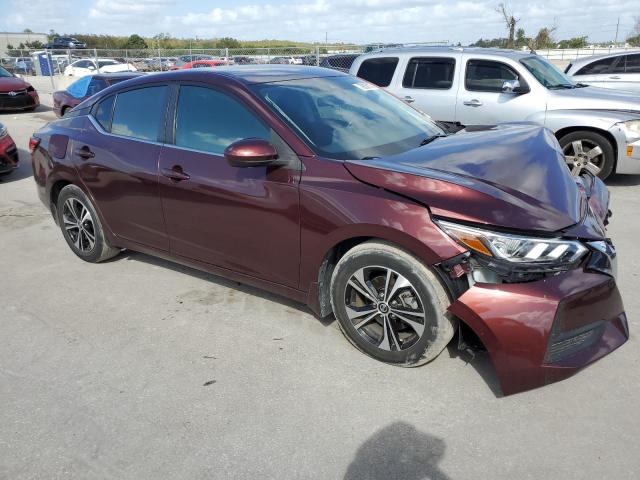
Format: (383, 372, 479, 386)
(93, 48, 97, 69)
(158, 47, 162, 71)
(125, 49, 128, 71)
(267, 48, 270, 63)
(225, 47, 229, 64)
(316, 44, 319, 66)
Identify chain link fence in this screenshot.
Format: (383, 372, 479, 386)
(3, 42, 629, 78)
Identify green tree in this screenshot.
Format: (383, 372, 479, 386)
(529, 26, 557, 50)
(557, 36, 588, 49)
(215, 37, 241, 49)
(628, 34, 640, 47)
(123, 34, 148, 49)
(515, 28, 528, 47)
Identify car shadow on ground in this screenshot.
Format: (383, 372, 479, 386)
(606, 173, 640, 187)
(447, 344, 502, 397)
(0, 149, 32, 184)
(344, 422, 450, 480)
(118, 250, 324, 320)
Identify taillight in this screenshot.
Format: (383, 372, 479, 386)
(29, 137, 41, 153)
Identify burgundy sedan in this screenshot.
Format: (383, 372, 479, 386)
(53, 72, 144, 117)
(0, 122, 18, 175)
(0, 66, 39, 111)
(30, 67, 627, 395)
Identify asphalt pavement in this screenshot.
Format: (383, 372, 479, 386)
(1, 77, 639, 479)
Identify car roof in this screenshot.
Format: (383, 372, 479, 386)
(111, 65, 347, 86)
(568, 50, 640, 68)
(93, 72, 146, 80)
(359, 46, 535, 59)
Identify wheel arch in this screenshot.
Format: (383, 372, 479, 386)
(554, 126, 618, 173)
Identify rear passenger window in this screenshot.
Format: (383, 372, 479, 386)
(92, 95, 115, 131)
(175, 86, 269, 154)
(403, 57, 455, 89)
(111, 86, 168, 141)
(357, 57, 399, 87)
(87, 77, 108, 96)
(465, 60, 519, 92)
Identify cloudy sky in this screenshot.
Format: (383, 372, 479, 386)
(1, 0, 637, 44)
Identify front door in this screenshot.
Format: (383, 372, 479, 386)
(158, 84, 301, 288)
(455, 57, 540, 126)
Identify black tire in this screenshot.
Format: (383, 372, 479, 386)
(558, 130, 615, 180)
(330, 241, 456, 366)
(56, 184, 120, 263)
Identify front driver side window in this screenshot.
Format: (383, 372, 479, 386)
(465, 59, 520, 92)
(175, 86, 270, 155)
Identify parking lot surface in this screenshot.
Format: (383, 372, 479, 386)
(1, 78, 639, 479)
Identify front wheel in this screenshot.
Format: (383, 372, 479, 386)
(330, 241, 456, 366)
(558, 130, 615, 180)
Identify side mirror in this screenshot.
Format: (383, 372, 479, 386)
(502, 79, 529, 94)
(224, 138, 279, 167)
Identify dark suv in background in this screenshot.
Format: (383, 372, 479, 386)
(47, 37, 87, 49)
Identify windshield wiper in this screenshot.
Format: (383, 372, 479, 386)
(419, 134, 448, 146)
(360, 156, 380, 160)
(548, 84, 576, 90)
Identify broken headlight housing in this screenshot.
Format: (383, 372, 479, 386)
(436, 220, 588, 283)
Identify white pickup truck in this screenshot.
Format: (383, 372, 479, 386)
(350, 47, 640, 180)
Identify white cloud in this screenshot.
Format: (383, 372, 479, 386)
(1, 0, 637, 44)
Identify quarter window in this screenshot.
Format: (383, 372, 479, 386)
(175, 86, 269, 154)
(92, 95, 115, 131)
(465, 59, 519, 92)
(111, 86, 168, 141)
(357, 57, 399, 87)
(402, 57, 455, 89)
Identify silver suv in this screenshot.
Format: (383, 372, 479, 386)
(565, 51, 640, 93)
(350, 47, 640, 180)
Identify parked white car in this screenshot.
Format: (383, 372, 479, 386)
(64, 59, 137, 77)
(565, 51, 640, 93)
(350, 47, 640, 180)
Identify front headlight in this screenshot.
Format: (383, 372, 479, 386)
(436, 220, 587, 267)
(0, 123, 7, 138)
(619, 119, 640, 139)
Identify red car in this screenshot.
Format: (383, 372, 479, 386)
(53, 72, 144, 117)
(0, 65, 39, 111)
(0, 122, 19, 176)
(30, 67, 627, 395)
(177, 59, 229, 69)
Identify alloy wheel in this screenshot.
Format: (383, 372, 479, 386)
(563, 139, 604, 176)
(62, 198, 96, 253)
(344, 266, 427, 352)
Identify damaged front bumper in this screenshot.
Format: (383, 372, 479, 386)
(448, 266, 628, 395)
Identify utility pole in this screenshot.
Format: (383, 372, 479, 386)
(614, 17, 620, 46)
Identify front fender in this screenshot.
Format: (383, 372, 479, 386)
(540, 109, 634, 133)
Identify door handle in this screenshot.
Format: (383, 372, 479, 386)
(161, 166, 190, 182)
(609, 76, 621, 79)
(463, 99, 483, 107)
(76, 145, 95, 159)
(403, 96, 415, 103)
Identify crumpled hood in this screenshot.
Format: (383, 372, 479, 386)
(0, 77, 28, 93)
(547, 85, 640, 114)
(345, 124, 605, 236)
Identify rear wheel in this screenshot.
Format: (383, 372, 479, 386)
(56, 185, 120, 263)
(559, 130, 615, 180)
(330, 241, 456, 366)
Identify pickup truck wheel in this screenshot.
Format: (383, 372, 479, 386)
(559, 131, 614, 180)
(330, 241, 456, 366)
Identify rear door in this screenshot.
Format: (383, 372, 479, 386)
(616, 54, 640, 92)
(76, 85, 169, 251)
(158, 83, 301, 287)
(393, 55, 459, 122)
(455, 57, 539, 126)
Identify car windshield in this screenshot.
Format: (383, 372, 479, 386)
(520, 56, 577, 89)
(250, 75, 443, 160)
(0, 66, 12, 77)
